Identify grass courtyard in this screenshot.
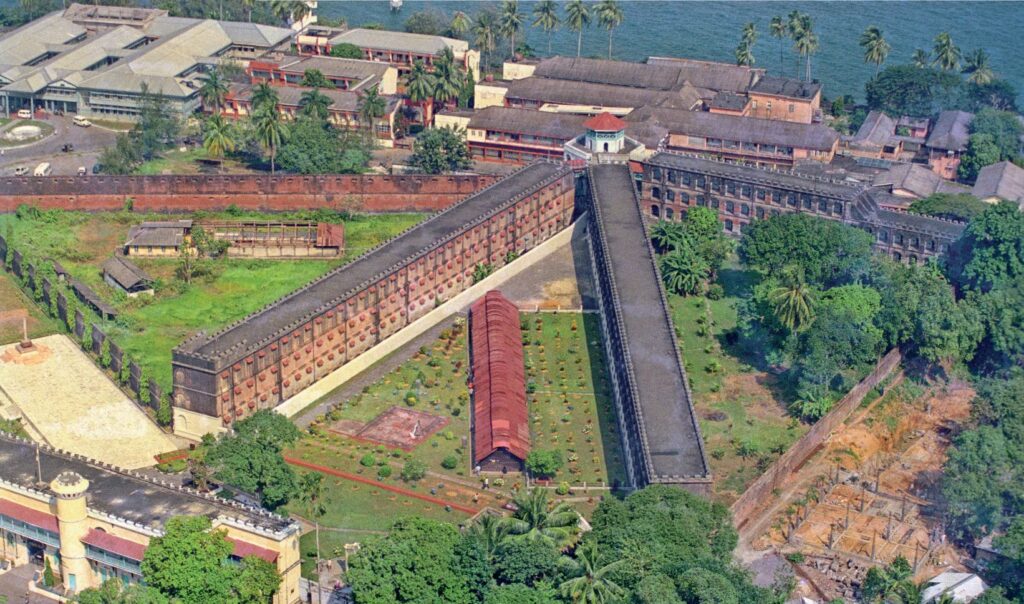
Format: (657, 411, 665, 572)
(669, 260, 806, 504)
(0, 271, 59, 345)
(0, 209, 426, 392)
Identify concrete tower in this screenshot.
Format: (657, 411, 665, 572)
(583, 112, 627, 154)
(51, 472, 90, 593)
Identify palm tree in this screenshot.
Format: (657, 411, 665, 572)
(659, 250, 709, 296)
(271, 0, 310, 27)
(299, 88, 332, 121)
(793, 16, 819, 82)
(962, 48, 994, 85)
(565, 0, 591, 58)
(357, 86, 387, 132)
(432, 48, 465, 109)
(298, 472, 327, 596)
(559, 541, 626, 604)
(502, 489, 579, 547)
(912, 48, 930, 68)
(499, 0, 523, 58)
(595, 0, 624, 60)
(859, 26, 891, 76)
(769, 15, 787, 73)
(450, 11, 471, 37)
(932, 32, 961, 72)
(198, 69, 229, 114)
(742, 21, 757, 46)
(405, 60, 437, 123)
(240, 0, 254, 22)
(472, 11, 499, 75)
(649, 220, 687, 253)
(787, 10, 804, 77)
(735, 42, 755, 67)
(252, 105, 288, 174)
(202, 114, 236, 159)
(768, 268, 815, 332)
(532, 0, 560, 55)
(250, 82, 279, 113)
(467, 514, 508, 562)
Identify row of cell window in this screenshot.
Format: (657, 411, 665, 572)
(649, 186, 843, 217)
(648, 175, 845, 216)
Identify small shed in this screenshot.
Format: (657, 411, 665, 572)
(123, 220, 192, 256)
(470, 290, 530, 473)
(102, 256, 154, 297)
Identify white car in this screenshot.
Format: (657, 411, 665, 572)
(13, 166, 28, 176)
(72, 116, 91, 127)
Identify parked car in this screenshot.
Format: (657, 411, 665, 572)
(72, 116, 91, 127)
(77, 166, 87, 176)
(33, 162, 51, 176)
(13, 166, 28, 176)
(61, 143, 74, 153)
(16, 109, 31, 119)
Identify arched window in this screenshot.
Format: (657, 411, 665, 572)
(834, 202, 843, 215)
(665, 208, 674, 220)
(666, 189, 675, 202)
(725, 201, 735, 213)
(651, 187, 661, 200)
(724, 219, 734, 231)
(651, 205, 660, 217)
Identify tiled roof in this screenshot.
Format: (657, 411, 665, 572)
(926, 110, 973, 151)
(583, 112, 626, 131)
(872, 163, 969, 198)
(470, 291, 529, 463)
(82, 528, 147, 561)
(708, 91, 749, 112)
(231, 83, 363, 113)
(125, 220, 190, 248)
(228, 536, 278, 562)
(102, 255, 153, 290)
(533, 56, 690, 91)
(275, 54, 389, 84)
(505, 77, 703, 111)
(329, 28, 467, 56)
(850, 110, 898, 148)
(972, 161, 1024, 203)
(628, 106, 839, 151)
(460, 106, 587, 141)
(646, 56, 762, 92)
(749, 75, 821, 100)
(0, 497, 59, 533)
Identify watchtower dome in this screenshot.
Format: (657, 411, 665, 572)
(583, 112, 627, 154)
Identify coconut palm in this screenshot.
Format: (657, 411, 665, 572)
(532, 0, 560, 55)
(467, 514, 508, 562)
(450, 11, 471, 37)
(198, 69, 229, 113)
(932, 32, 961, 72)
(298, 472, 327, 587)
(962, 48, 994, 85)
(499, 0, 524, 58)
(659, 250, 710, 296)
(770, 15, 787, 73)
(432, 48, 465, 109)
(202, 114, 236, 159)
(649, 220, 687, 253)
(271, 0, 310, 27)
(250, 82, 279, 113)
(787, 10, 805, 78)
(502, 488, 578, 547)
(565, 0, 591, 58)
(472, 10, 499, 74)
(405, 60, 437, 123)
(735, 42, 755, 67)
(768, 268, 816, 332)
(793, 16, 819, 82)
(742, 21, 757, 46)
(357, 86, 387, 131)
(595, 0, 624, 60)
(559, 541, 626, 604)
(859, 26, 891, 76)
(252, 105, 288, 174)
(912, 48, 930, 68)
(299, 88, 332, 121)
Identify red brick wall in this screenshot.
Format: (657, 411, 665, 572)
(0, 174, 499, 214)
(174, 173, 577, 424)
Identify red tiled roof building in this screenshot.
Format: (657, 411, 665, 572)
(470, 290, 530, 472)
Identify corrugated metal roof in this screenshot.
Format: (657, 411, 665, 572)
(470, 291, 529, 463)
(0, 497, 59, 533)
(102, 255, 153, 290)
(329, 28, 467, 56)
(972, 161, 1024, 203)
(926, 110, 973, 151)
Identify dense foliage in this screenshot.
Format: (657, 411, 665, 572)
(205, 410, 301, 510)
(865, 64, 1018, 117)
(276, 118, 373, 175)
(908, 193, 991, 221)
(411, 127, 473, 174)
(651, 207, 733, 297)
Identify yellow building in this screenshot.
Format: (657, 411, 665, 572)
(123, 220, 193, 257)
(0, 434, 301, 601)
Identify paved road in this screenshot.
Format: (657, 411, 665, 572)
(0, 115, 118, 176)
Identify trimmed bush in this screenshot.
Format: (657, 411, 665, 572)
(359, 454, 376, 467)
(441, 455, 458, 470)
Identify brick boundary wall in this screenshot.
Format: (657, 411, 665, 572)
(0, 174, 499, 214)
(730, 348, 903, 535)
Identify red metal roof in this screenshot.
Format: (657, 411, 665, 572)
(0, 498, 58, 532)
(470, 291, 530, 463)
(228, 537, 279, 563)
(82, 529, 147, 561)
(583, 112, 626, 132)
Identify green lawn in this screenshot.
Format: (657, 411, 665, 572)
(0, 210, 426, 392)
(134, 147, 257, 175)
(0, 270, 59, 345)
(669, 259, 805, 503)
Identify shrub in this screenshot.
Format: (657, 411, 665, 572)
(156, 395, 172, 427)
(785, 552, 805, 564)
(43, 558, 56, 587)
(401, 460, 427, 482)
(525, 449, 563, 479)
(377, 465, 392, 479)
(706, 283, 725, 300)
(360, 454, 376, 467)
(441, 455, 458, 470)
(556, 482, 570, 496)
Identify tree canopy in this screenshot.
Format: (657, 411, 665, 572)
(276, 117, 372, 175)
(411, 127, 472, 174)
(205, 410, 300, 510)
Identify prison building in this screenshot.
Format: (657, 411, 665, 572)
(197, 221, 344, 258)
(638, 152, 966, 263)
(0, 433, 300, 601)
(585, 164, 711, 493)
(469, 291, 530, 474)
(171, 163, 576, 439)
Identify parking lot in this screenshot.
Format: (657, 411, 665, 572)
(0, 113, 118, 176)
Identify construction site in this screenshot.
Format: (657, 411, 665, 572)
(753, 376, 975, 602)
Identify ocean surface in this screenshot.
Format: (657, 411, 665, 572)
(317, 0, 1024, 103)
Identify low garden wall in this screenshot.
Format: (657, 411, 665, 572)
(730, 348, 903, 535)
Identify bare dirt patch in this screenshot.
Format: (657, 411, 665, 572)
(331, 406, 449, 451)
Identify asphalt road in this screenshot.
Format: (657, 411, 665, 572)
(0, 115, 118, 176)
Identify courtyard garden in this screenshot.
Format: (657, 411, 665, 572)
(0, 208, 426, 392)
(669, 259, 806, 504)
